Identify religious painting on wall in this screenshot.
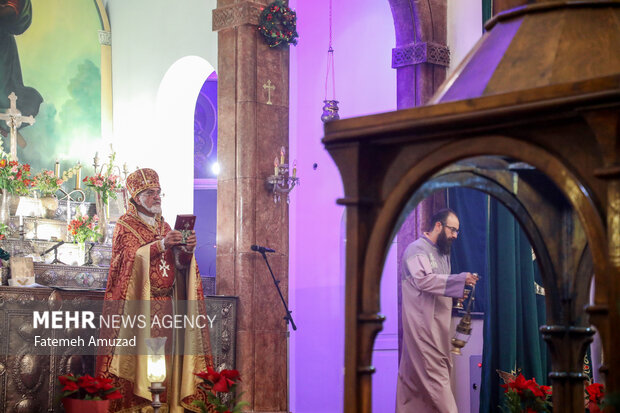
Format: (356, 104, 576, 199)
(0, 0, 106, 175)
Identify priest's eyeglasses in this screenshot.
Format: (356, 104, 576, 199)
(144, 189, 164, 198)
(443, 224, 460, 235)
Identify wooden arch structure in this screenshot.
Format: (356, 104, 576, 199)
(324, 3, 620, 412)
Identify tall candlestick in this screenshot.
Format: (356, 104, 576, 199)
(274, 157, 279, 176)
(54, 160, 60, 178)
(75, 163, 82, 190)
(93, 152, 100, 169)
(280, 147, 285, 165)
(292, 160, 297, 178)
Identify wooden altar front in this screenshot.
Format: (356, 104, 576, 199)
(0, 286, 236, 413)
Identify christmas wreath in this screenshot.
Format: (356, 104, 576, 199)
(258, 1, 298, 48)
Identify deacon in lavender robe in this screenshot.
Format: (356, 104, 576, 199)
(396, 208, 478, 413)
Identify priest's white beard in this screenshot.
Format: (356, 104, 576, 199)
(137, 192, 162, 215)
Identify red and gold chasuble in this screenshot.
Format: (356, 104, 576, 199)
(96, 204, 212, 413)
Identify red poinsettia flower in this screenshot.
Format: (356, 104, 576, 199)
(106, 389, 123, 400)
(525, 378, 544, 397)
(61, 381, 79, 393)
(587, 382, 605, 402)
(59, 373, 121, 400)
(58, 374, 76, 386)
(501, 373, 530, 395)
(197, 366, 221, 384)
(193, 367, 247, 413)
(77, 374, 101, 394)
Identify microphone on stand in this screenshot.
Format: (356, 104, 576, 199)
(41, 240, 65, 257)
(41, 240, 66, 265)
(251, 245, 275, 253)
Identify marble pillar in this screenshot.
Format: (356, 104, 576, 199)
(213, 1, 289, 411)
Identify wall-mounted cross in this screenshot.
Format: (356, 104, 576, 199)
(0, 92, 35, 161)
(263, 80, 275, 105)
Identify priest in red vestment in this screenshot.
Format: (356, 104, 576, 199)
(96, 168, 212, 413)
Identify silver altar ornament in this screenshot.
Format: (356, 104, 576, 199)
(321, 100, 340, 123)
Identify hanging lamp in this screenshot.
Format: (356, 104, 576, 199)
(321, 0, 339, 123)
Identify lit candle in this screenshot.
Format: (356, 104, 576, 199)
(74, 163, 82, 190)
(292, 160, 297, 178)
(274, 157, 279, 176)
(280, 146, 285, 165)
(54, 160, 60, 178)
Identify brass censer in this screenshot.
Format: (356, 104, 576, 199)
(451, 276, 477, 355)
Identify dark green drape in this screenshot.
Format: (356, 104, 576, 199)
(480, 198, 549, 412)
(449, 188, 488, 314)
(482, 0, 493, 31)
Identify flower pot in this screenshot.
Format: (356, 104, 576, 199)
(40, 196, 59, 219)
(62, 398, 110, 413)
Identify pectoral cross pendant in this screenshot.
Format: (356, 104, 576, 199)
(159, 258, 170, 278)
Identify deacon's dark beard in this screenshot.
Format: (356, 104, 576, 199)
(437, 230, 453, 256)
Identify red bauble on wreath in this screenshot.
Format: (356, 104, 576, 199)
(258, 0, 298, 48)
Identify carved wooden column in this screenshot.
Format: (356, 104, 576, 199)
(213, 1, 289, 411)
(585, 109, 620, 392)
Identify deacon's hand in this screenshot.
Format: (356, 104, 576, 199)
(465, 272, 479, 287)
(164, 230, 184, 249)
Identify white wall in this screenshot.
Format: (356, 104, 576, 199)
(104, 0, 218, 220)
(288, 0, 485, 411)
(288, 0, 396, 411)
(448, 0, 483, 74)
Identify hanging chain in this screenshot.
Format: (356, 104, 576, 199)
(324, 0, 336, 101)
(329, 0, 333, 50)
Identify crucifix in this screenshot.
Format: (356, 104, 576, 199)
(0, 92, 35, 161)
(263, 80, 275, 105)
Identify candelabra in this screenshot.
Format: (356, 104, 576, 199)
(92, 147, 130, 183)
(56, 163, 86, 233)
(56, 161, 86, 203)
(92, 150, 130, 205)
(266, 147, 299, 203)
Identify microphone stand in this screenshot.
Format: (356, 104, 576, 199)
(41, 241, 66, 265)
(255, 249, 297, 331)
(84, 242, 96, 266)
